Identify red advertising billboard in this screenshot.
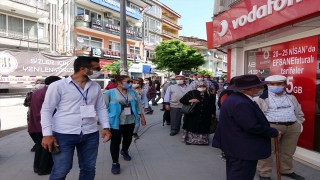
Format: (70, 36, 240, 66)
(248, 36, 318, 149)
(206, 0, 320, 49)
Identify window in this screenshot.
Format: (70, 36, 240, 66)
(150, 34, 155, 44)
(109, 41, 120, 52)
(0, 14, 6, 31)
(130, 4, 140, 12)
(77, 7, 90, 16)
(91, 12, 102, 20)
(77, 35, 103, 49)
(147, 5, 161, 17)
(145, 17, 160, 32)
(8, 16, 23, 33)
(24, 20, 37, 37)
(129, 46, 140, 55)
(113, 19, 120, 26)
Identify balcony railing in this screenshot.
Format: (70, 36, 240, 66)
(162, 30, 179, 39)
(0, 28, 49, 43)
(162, 16, 182, 29)
(10, 0, 49, 11)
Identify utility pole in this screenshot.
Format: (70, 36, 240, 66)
(120, 0, 128, 75)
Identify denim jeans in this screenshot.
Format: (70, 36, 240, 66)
(50, 131, 99, 180)
(147, 98, 153, 112)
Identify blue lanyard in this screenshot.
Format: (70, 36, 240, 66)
(71, 82, 89, 104)
(117, 88, 128, 105)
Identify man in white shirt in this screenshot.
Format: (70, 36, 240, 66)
(41, 56, 112, 180)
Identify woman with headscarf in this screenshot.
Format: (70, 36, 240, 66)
(143, 78, 156, 114)
(180, 81, 216, 145)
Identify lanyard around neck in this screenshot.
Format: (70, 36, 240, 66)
(117, 88, 129, 104)
(71, 82, 89, 104)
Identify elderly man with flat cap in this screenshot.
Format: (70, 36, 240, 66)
(254, 75, 305, 180)
(212, 74, 280, 180)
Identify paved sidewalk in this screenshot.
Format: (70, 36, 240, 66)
(0, 105, 319, 180)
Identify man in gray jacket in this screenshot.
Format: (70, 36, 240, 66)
(164, 75, 188, 136)
(254, 75, 305, 180)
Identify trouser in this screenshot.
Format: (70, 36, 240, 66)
(110, 124, 135, 163)
(34, 132, 54, 174)
(152, 92, 161, 104)
(226, 156, 258, 180)
(50, 131, 99, 180)
(170, 107, 182, 133)
(163, 109, 171, 125)
(257, 122, 301, 177)
(147, 98, 153, 112)
(29, 132, 37, 144)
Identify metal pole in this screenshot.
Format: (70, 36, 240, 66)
(37, 23, 39, 52)
(28, 28, 30, 51)
(274, 137, 281, 180)
(120, 0, 128, 75)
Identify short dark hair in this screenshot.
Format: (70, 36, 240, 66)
(116, 75, 130, 82)
(73, 56, 100, 73)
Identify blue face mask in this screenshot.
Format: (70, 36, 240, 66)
(268, 86, 284, 94)
(123, 83, 132, 89)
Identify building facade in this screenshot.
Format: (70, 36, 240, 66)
(206, 0, 320, 167)
(160, 2, 182, 41)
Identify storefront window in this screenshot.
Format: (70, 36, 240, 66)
(245, 35, 320, 153)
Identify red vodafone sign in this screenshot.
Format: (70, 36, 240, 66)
(207, 0, 320, 48)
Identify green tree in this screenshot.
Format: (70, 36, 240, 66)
(197, 69, 213, 76)
(102, 60, 132, 75)
(150, 40, 205, 75)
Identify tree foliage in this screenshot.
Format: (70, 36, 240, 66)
(197, 69, 213, 76)
(102, 60, 132, 75)
(150, 40, 205, 75)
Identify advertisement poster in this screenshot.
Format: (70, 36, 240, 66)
(248, 36, 319, 150)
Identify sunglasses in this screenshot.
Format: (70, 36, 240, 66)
(86, 67, 101, 71)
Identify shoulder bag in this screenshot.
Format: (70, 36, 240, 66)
(181, 91, 197, 115)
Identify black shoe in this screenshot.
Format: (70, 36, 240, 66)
(111, 163, 120, 174)
(34, 168, 39, 173)
(259, 176, 271, 180)
(149, 110, 154, 114)
(281, 172, 305, 180)
(133, 133, 139, 139)
(160, 109, 165, 111)
(166, 123, 171, 125)
(38, 171, 51, 176)
(185, 142, 192, 145)
(31, 145, 36, 152)
(120, 150, 132, 161)
(146, 111, 150, 114)
(170, 132, 177, 136)
(152, 103, 158, 106)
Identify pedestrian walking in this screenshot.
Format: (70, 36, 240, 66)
(131, 79, 148, 139)
(255, 75, 305, 180)
(41, 57, 112, 180)
(212, 74, 280, 180)
(152, 77, 161, 106)
(164, 75, 188, 136)
(180, 81, 216, 145)
(161, 76, 175, 125)
(143, 78, 156, 114)
(103, 75, 146, 174)
(105, 74, 118, 90)
(28, 76, 61, 175)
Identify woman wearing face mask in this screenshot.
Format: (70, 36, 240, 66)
(143, 78, 156, 114)
(103, 75, 146, 174)
(179, 81, 216, 145)
(217, 78, 225, 96)
(131, 79, 148, 139)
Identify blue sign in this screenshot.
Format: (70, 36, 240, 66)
(90, 0, 142, 20)
(142, 65, 151, 74)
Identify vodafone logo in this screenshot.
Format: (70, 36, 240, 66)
(218, 20, 228, 37)
(217, 0, 303, 37)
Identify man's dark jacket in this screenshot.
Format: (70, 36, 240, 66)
(212, 92, 278, 160)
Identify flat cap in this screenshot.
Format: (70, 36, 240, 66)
(265, 75, 286, 82)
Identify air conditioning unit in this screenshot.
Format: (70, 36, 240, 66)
(104, 12, 113, 18)
(76, 15, 84, 21)
(83, 15, 89, 22)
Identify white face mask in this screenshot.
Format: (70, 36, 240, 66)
(219, 80, 223, 83)
(198, 78, 204, 81)
(224, 86, 228, 89)
(176, 80, 184, 85)
(88, 70, 101, 79)
(167, 80, 171, 82)
(197, 87, 206, 92)
(35, 84, 45, 90)
(253, 89, 264, 97)
(132, 84, 140, 88)
(144, 81, 149, 84)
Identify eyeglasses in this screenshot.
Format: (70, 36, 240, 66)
(86, 67, 101, 71)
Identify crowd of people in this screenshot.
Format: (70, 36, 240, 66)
(24, 56, 305, 180)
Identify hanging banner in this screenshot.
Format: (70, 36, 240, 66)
(247, 35, 318, 150)
(0, 50, 76, 88)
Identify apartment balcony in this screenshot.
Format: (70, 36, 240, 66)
(161, 30, 179, 39)
(162, 16, 182, 30)
(0, 28, 49, 43)
(0, 0, 49, 18)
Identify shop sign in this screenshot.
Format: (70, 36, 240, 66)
(248, 35, 318, 149)
(91, 48, 135, 59)
(90, 0, 142, 20)
(129, 63, 143, 73)
(90, 18, 143, 41)
(207, 0, 320, 48)
(99, 59, 114, 74)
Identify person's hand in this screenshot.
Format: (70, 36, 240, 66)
(42, 136, 59, 152)
(144, 108, 148, 112)
(277, 130, 282, 138)
(101, 129, 112, 143)
(165, 105, 170, 111)
(212, 114, 215, 118)
(189, 99, 200, 103)
(140, 116, 147, 126)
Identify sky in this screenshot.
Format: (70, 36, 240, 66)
(159, 0, 214, 40)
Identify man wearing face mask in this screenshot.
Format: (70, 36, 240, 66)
(161, 76, 175, 124)
(105, 74, 118, 90)
(164, 75, 188, 136)
(254, 75, 305, 180)
(212, 74, 280, 180)
(41, 56, 111, 180)
(188, 74, 215, 94)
